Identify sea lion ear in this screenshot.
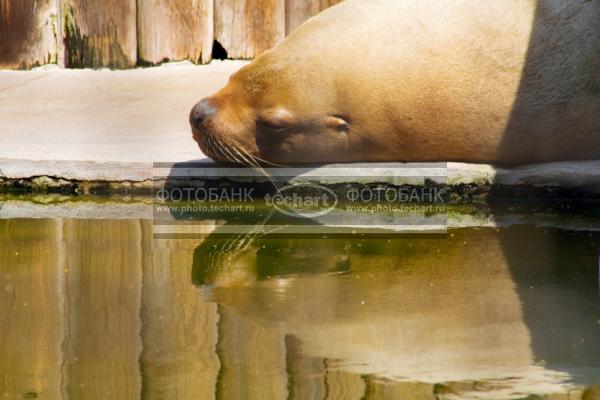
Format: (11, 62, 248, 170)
(325, 115, 350, 133)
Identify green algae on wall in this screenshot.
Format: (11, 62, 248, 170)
(62, 0, 136, 69)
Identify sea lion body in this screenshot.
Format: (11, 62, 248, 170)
(190, 0, 600, 165)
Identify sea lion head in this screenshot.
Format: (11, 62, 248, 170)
(189, 52, 354, 165)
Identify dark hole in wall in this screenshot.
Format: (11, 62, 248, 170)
(211, 40, 228, 60)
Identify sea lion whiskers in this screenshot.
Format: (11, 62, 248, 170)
(208, 135, 241, 165)
(243, 150, 284, 168)
(232, 144, 283, 190)
(203, 135, 219, 160)
(209, 133, 283, 190)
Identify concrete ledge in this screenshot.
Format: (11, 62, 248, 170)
(0, 158, 153, 181)
(162, 160, 600, 188)
(3, 159, 600, 198)
(449, 161, 600, 188)
(3, 159, 600, 187)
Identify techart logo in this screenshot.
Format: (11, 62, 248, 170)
(265, 183, 338, 218)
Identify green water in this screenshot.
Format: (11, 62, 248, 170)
(1, 213, 600, 399)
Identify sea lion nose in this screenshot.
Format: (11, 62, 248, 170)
(190, 99, 216, 129)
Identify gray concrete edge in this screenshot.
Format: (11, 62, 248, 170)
(2, 158, 600, 190)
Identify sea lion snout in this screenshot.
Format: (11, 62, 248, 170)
(189, 97, 226, 160)
(189, 92, 262, 164)
(189, 98, 217, 132)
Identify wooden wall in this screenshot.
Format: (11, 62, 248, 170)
(137, 0, 214, 65)
(214, 0, 285, 59)
(63, 0, 137, 68)
(0, 0, 59, 68)
(0, 0, 344, 69)
(285, 0, 341, 35)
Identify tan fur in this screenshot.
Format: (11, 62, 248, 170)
(191, 0, 600, 165)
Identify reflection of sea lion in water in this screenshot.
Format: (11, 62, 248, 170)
(190, 0, 600, 165)
(192, 226, 600, 398)
(192, 227, 600, 393)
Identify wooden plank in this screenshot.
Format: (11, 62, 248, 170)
(138, 0, 213, 65)
(139, 221, 220, 399)
(363, 377, 436, 400)
(285, 0, 343, 35)
(0, 0, 59, 68)
(285, 0, 319, 36)
(63, 0, 136, 68)
(62, 220, 143, 398)
(326, 370, 367, 400)
(0, 220, 64, 399)
(217, 305, 289, 399)
(214, 0, 285, 59)
(285, 335, 328, 400)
